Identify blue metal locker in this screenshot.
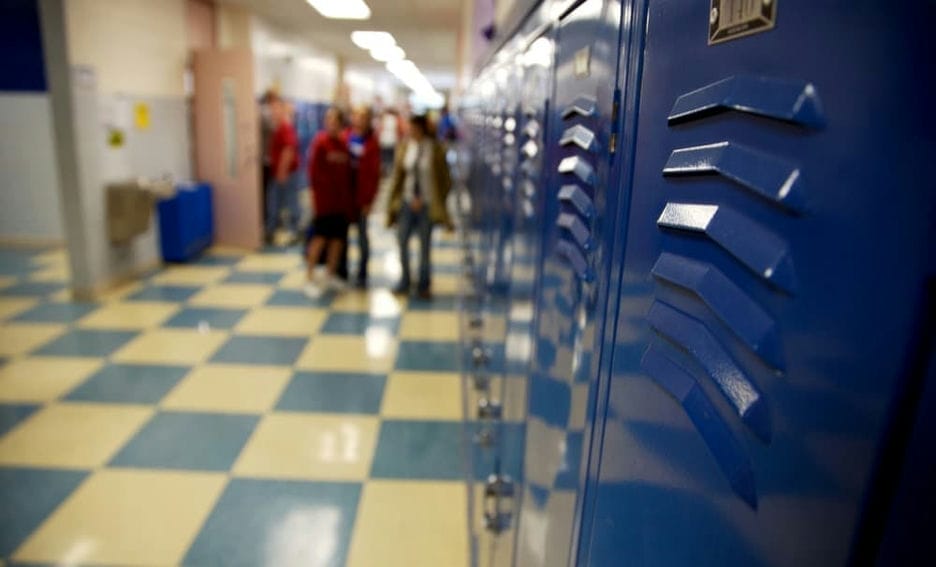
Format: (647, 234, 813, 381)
(511, 1, 626, 565)
(578, 1, 936, 565)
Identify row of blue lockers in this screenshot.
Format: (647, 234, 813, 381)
(456, 1, 935, 565)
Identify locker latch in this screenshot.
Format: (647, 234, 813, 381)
(483, 474, 515, 535)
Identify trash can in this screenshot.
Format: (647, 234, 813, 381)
(157, 182, 213, 262)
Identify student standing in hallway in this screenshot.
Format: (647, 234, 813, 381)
(305, 107, 352, 298)
(388, 114, 452, 299)
(265, 100, 300, 243)
(344, 106, 381, 288)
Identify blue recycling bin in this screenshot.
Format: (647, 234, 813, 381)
(157, 182, 213, 262)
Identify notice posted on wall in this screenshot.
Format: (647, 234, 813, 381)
(133, 102, 150, 131)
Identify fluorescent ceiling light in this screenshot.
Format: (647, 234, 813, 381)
(386, 60, 438, 97)
(308, 0, 371, 20)
(351, 31, 396, 50)
(370, 45, 405, 62)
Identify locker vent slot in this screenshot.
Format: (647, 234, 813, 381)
(559, 124, 598, 153)
(561, 95, 597, 119)
(647, 300, 772, 443)
(641, 344, 757, 508)
(663, 142, 806, 213)
(558, 156, 596, 186)
(667, 75, 825, 128)
(558, 185, 595, 219)
(657, 203, 798, 293)
(645, 76, 824, 508)
(652, 253, 783, 370)
(556, 240, 593, 281)
(557, 213, 594, 251)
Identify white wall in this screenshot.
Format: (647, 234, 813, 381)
(59, 0, 192, 291)
(66, 0, 187, 97)
(250, 16, 338, 103)
(0, 93, 64, 241)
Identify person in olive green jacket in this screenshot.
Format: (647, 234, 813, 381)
(387, 114, 452, 299)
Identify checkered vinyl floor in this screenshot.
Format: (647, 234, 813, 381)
(0, 223, 480, 566)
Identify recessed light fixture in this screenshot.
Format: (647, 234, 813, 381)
(350, 31, 396, 50)
(307, 0, 371, 20)
(370, 45, 405, 62)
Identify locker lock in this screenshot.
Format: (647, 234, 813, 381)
(483, 511, 512, 535)
(473, 428, 496, 448)
(484, 473, 514, 498)
(472, 372, 491, 391)
(471, 344, 490, 368)
(477, 398, 503, 420)
(483, 474, 514, 535)
(468, 315, 484, 329)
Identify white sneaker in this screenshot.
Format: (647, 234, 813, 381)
(303, 282, 323, 299)
(325, 275, 348, 292)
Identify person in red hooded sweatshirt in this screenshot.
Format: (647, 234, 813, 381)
(343, 105, 381, 288)
(304, 107, 353, 298)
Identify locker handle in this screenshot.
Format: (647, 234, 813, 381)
(647, 300, 772, 443)
(477, 397, 503, 420)
(657, 203, 798, 294)
(668, 75, 825, 128)
(663, 142, 806, 214)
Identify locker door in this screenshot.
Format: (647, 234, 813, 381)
(469, 27, 558, 567)
(514, 1, 624, 565)
(467, 54, 526, 567)
(583, 1, 936, 566)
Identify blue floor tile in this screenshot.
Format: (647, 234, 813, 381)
(407, 294, 459, 311)
(266, 289, 334, 308)
(109, 411, 259, 471)
(224, 271, 284, 285)
(395, 341, 459, 372)
(194, 255, 243, 266)
(163, 307, 247, 330)
(0, 467, 88, 556)
(11, 302, 99, 324)
(0, 282, 64, 297)
(33, 329, 137, 357)
(126, 285, 201, 302)
(64, 363, 189, 404)
(431, 264, 463, 274)
(210, 336, 308, 366)
(183, 478, 360, 567)
(370, 420, 464, 480)
(275, 372, 386, 414)
(0, 403, 39, 438)
(319, 312, 400, 335)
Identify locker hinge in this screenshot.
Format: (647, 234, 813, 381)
(609, 87, 621, 155)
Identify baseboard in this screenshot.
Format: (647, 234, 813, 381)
(0, 236, 64, 249)
(70, 259, 162, 302)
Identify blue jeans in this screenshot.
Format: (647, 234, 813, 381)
(265, 174, 298, 234)
(397, 204, 433, 291)
(355, 213, 370, 282)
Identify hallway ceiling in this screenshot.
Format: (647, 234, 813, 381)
(221, 0, 463, 73)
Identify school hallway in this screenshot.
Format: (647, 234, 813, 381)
(0, 221, 474, 566)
